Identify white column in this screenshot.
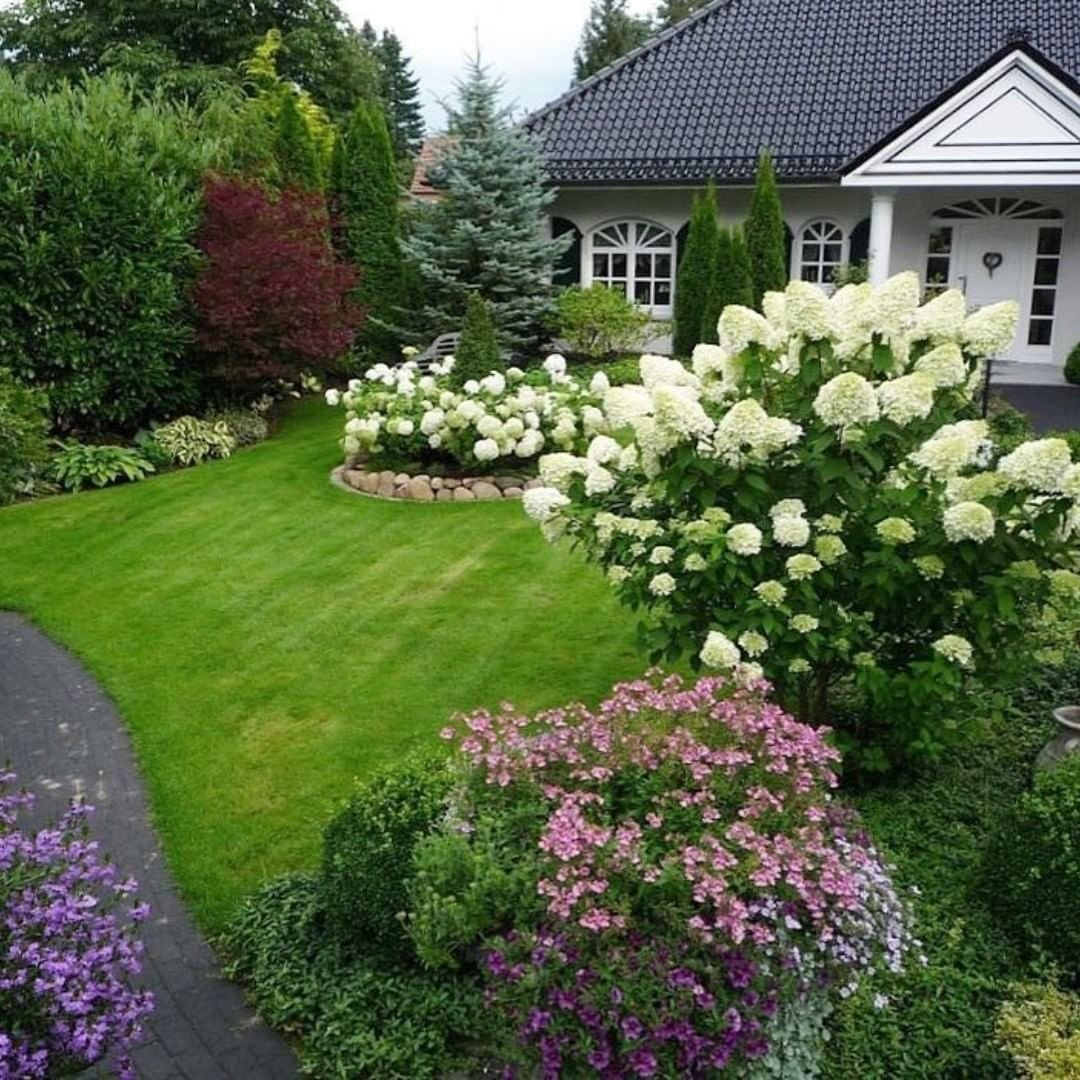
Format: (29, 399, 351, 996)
(867, 190, 897, 285)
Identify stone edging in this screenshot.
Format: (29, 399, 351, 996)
(333, 464, 544, 502)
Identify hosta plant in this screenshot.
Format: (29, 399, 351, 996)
(327, 352, 611, 471)
(49, 442, 156, 491)
(522, 275, 1080, 768)
(414, 673, 916, 1078)
(0, 769, 154, 1078)
(153, 416, 236, 467)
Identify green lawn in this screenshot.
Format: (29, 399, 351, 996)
(0, 399, 641, 931)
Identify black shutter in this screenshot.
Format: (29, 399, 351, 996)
(552, 218, 582, 286)
(849, 217, 871, 265)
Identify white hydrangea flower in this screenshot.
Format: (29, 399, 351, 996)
(726, 523, 764, 556)
(691, 343, 728, 380)
(397, 419, 415, 437)
(515, 430, 545, 458)
(522, 487, 570, 523)
(539, 453, 588, 492)
(607, 565, 631, 586)
(770, 499, 806, 519)
(474, 438, 500, 462)
(913, 343, 967, 388)
(784, 280, 832, 340)
(718, 305, 777, 355)
(503, 417, 525, 440)
(617, 444, 639, 471)
(585, 465, 617, 496)
(649, 545, 675, 565)
(962, 301, 1019, 358)
(814, 535, 847, 564)
(325, 388, 341, 406)
(476, 414, 504, 439)
(1047, 569, 1080, 599)
(348, 378, 364, 393)
(480, 372, 506, 396)
(912, 289, 967, 344)
(587, 435, 621, 466)
(464, 379, 481, 395)
(762, 291, 787, 331)
(945, 472, 1009, 505)
(816, 513, 845, 534)
(582, 405, 607, 437)
(603, 385, 654, 428)
(590, 370, 612, 395)
(788, 658, 812, 675)
(909, 420, 990, 478)
(876, 517, 916, 545)
(738, 630, 769, 657)
(343, 435, 360, 455)
(877, 372, 936, 426)
(754, 580, 787, 606)
(641, 354, 699, 389)
(789, 614, 820, 634)
(773, 515, 810, 548)
(786, 554, 823, 580)
(700, 631, 741, 669)
(914, 555, 945, 579)
(813, 372, 880, 428)
(713, 400, 803, 465)
(543, 354, 567, 377)
(1063, 464, 1080, 499)
(684, 553, 708, 571)
(649, 572, 677, 597)
(652, 384, 715, 445)
(868, 272, 921, 340)
(932, 634, 974, 669)
(943, 501, 996, 543)
(457, 398, 484, 422)
(997, 439, 1073, 493)
(506, 366, 525, 383)
(733, 662, 765, 687)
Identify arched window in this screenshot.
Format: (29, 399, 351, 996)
(589, 220, 675, 314)
(795, 220, 846, 289)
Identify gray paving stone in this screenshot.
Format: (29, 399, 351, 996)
(0, 613, 299, 1079)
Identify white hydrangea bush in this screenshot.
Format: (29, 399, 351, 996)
(523, 274, 1080, 769)
(326, 353, 611, 470)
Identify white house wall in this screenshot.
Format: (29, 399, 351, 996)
(550, 184, 1080, 365)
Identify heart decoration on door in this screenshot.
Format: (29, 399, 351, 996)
(982, 251, 1004, 278)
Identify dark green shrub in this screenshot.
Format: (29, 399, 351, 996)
(673, 184, 720, 356)
(987, 394, 1034, 452)
(48, 443, 155, 491)
(204, 408, 269, 447)
(1065, 342, 1080, 386)
(987, 754, 1080, 981)
(222, 873, 489, 1079)
(320, 752, 453, 960)
(0, 74, 215, 431)
(556, 285, 649, 360)
(0, 368, 49, 504)
(702, 225, 755, 341)
(452, 293, 503, 385)
(744, 150, 788, 306)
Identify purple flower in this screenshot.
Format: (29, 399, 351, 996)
(620, 1015, 644, 1041)
(627, 1047, 658, 1077)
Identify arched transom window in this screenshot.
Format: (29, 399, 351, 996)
(590, 221, 675, 313)
(795, 220, 846, 288)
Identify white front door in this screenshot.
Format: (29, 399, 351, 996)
(950, 219, 1064, 362)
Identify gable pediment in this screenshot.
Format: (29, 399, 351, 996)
(843, 47, 1080, 186)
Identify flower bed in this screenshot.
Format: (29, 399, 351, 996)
(410, 671, 917, 1077)
(327, 354, 612, 472)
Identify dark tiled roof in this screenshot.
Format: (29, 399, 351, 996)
(525, 0, 1080, 185)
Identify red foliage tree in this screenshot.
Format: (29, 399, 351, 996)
(193, 177, 363, 392)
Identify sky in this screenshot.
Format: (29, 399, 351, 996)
(342, 0, 657, 132)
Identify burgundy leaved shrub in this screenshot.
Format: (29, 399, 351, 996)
(193, 177, 363, 393)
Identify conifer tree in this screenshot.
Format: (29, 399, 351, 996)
(744, 151, 789, 307)
(331, 100, 405, 356)
(673, 185, 719, 357)
(702, 225, 755, 342)
(401, 56, 570, 349)
(454, 292, 503, 384)
(573, 0, 652, 82)
(274, 90, 322, 190)
(376, 31, 424, 159)
(656, 0, 709, 27)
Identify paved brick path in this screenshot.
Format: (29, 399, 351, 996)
(0, 613, 299, 1080)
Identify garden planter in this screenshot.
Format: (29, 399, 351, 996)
(1035, 706, 1080, 772)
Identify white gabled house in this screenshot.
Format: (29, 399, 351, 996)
(523, 1, 1080, 374)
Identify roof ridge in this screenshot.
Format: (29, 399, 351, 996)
(523, 0, 736, 129)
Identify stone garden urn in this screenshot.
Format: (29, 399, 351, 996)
(1035, 706, 1080, 772)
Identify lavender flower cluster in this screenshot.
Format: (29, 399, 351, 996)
(0, 770, 154, 1078)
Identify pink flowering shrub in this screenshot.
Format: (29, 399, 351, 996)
(415, 673, 916, 1077)
(0, 770, 154, 1078)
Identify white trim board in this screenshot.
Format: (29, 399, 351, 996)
(843, 49, 1080, 187)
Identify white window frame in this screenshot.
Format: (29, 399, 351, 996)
(792, 219, 847, 293)
(584, 219, 676, 318)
